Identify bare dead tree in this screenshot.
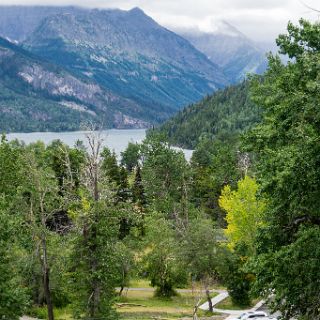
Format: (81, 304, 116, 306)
(82, 129, 105, 318)
(237, 151, 251, 176)
(84, 130, 104, 201)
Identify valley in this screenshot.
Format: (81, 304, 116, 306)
(1, 4, 318, 320)
(0, 5, 270, 132)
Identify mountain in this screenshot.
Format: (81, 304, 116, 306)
(0, 6, 232, 131)
(0, 6, 85, 41)
(0, 36, 154, 132)
(22, 7, 228, 112)
(177, 21, 268, 82)
(157, 81, 261, 149)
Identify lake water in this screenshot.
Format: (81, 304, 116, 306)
(6, 129, 193, 161)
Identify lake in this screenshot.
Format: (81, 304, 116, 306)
(6, 129, 193, 161)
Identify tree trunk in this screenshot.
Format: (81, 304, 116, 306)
(193, 305, 199, 320)
(206, 288, 213, 313)
(39, 194, 54, 320)
(88, 220, 100, 318)
(42, 237, 54, 320)
(119, 285, 124, 297)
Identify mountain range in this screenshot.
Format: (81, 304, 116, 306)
(0, 36, 154, 132)
(0, 6, 270, 132)
(176, 22, 268, 83)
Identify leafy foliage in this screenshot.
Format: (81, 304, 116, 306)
(179, 217, 221, 280)
(121, 142, 141, 172)
(244, 19, 320, 318)
(140, 132, 190, 214)
(252, 227, 320, 319)
(218, 248, 252, 307)
(190, 136, 242, 226)
(0, 204, 29, 319)
(219, 176, 266, 255)
(157, 81, 261, 149)
(143, 216, 187, 297)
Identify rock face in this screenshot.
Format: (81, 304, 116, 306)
(23, 7, 228, 111)
(0, 36, 150, 131)
(177, 22, 268, 82)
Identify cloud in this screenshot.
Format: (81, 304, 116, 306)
(0, 0, 319, 41)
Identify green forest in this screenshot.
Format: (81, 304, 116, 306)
(1, 19, 320, 320)
(0, 83, 97, 133)
(157, 80, 261, 149)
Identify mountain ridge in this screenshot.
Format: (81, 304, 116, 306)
(0, 6, 231, 132)
(23, 7, 228, 111)
(0, 35, 157, 132)
(176, 23, 268, 82)
(0, 5, 270, 133)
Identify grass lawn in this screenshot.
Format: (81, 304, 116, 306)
(128, 278, 225, 291)
(27, 306, 73, 320)
(128, 278, 152, 288)
(116, 289, 218, 319)
(27, 279, 223, 320)
(214, 296, 260, 310)
(28, 291, 220, 320)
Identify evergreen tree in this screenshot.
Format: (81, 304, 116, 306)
(101, 147, 120, 185)
(132, 165, 146, 208)
(191, 136, 241, 226)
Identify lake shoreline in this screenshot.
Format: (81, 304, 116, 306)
(6, 129, 193, 161)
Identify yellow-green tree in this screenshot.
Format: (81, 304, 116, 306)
(219, 176, 265, 255)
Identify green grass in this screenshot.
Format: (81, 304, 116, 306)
(128, 278, 152, 288)
(128, 277, 225, 291)
(26, 305, 73, 320)
(117, 289, 218, 319)
(26, 279, 223, 320)
(214, 296, 260, 310)
(29, 291, 217, 319)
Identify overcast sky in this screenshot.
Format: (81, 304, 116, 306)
(0, 0, 319, 41)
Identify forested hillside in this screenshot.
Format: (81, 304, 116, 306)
(0, 36, 153, 132)
(158, 81, 261, 149)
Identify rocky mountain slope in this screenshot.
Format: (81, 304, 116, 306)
(23, 7, 228, 111)
(0, 6, 232, 132)
(0, 6, 272, 133)
(0, 36, 152, 132)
